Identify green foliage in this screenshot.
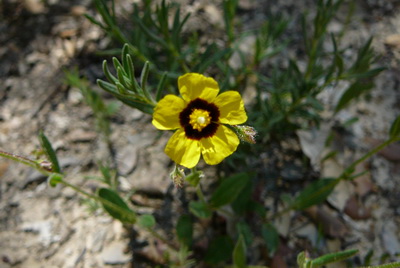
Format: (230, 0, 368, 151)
(389, 115, 400, 139)
(233, 235, 247, 268)
(137, 214, 156, 228)
(1, 0, 395, 267)
(261, 223, 279, 257)
(292, 178, 338, 210)
(189, 200, 212, 219)
(97, 45, 157, 114)
(38, 131, 61, 173)
(97, 188, 136, 224)
(297, 249, 359, 268)
(209, 173, 250, 208)
(47, 173, 64, 187)
(205, 236, 234, 264)
(176, 215, 193, 247)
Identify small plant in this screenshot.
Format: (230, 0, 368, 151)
(2, 0, 400, 267)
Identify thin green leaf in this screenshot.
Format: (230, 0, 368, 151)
(359, 262, 400, 268)
(236, 221, 253, 247)
(233, 235, 246, 268)
(389, 115, 400, 139)
(98, 188, 136, 223)
(176, 214, 193, 247)
(209, 173, 250, 208)
(156, 72, 168, 101)
(84, 14, 106, 29)
(38, 132, 61, 173)
(196, 47, 231, 74)
(335, 80, 374, 113)
(292, 178, 338, 210)
(102, 60, 118, 84)
(189, 201, 212, 218)
(47, 173, 63, 187)
(310, 249, 358, 267)
(297, 251, 307, 268)
(262, 223, 279, 257)
(204, 236, 234, 264)
(97, 79, 118, 94)
(137, 214, 156, 228)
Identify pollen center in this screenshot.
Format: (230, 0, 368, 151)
(189, 109, 211, 131)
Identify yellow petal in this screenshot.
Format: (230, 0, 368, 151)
(165, 129, 201, 168)
(178, 73, 219, 102)
(200, 125, 239, 165)
(214, 91, 247, 125)
(152, 95, 185, 130)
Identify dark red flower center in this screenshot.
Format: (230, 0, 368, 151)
(179, 98, 220, 140)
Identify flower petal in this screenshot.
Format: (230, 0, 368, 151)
(165, 129, 201, 168)
(152, 95, 185, 130)
(214, 91, 247, 125)
(178, 73, 219, 102)
(200, 125, 239, 165)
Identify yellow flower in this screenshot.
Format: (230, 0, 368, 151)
(152, 73, 248, 168)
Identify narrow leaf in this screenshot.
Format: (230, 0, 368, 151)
(209, 173, 250, 208)
(359, 262, 400, 268)
(176, 214, 193, 247)
(262, 223, 279, 257)
(293, 178, 338, 210)
(204, 236, 234, 264)
(233, 235, 247, 268)
(335, 80, 374, 113)
(98, 188, 136, 223)
(38, 132, 61, 173)
(189, 201, 212, 218)
(47, 173, 63, 187)
(310, 249, 358, 267)
(389, 115, 400, 139)
(137, 214, 156, 228)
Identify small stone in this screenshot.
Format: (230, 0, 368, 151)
(117, 145, 138, 176)
(385, 34, 400, 48)
(101, 241, 131, 264)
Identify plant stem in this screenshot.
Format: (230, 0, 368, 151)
(59, 179, 136, 223)
(147, 227, 179, 251)
(0, 150, 52, 175)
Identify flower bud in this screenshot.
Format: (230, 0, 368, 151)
(170, 165, 185, 188)
(233, 125, 257, 144)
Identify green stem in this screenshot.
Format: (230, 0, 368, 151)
(269, 136, 400, 221)
(340, 137, 400, 180)
(59, 179, 136, 223)
(147, 227, 179, 251)
(0, 150, 52, 176)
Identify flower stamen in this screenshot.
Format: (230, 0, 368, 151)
(189, 109, 211, 131)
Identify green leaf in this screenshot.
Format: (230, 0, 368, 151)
(389, 115, 400, 139)
(297, 251, 309, 268)
(292, 178, 338, 210)
(98, 188, 136, 223)
(310, 249, 358, 267)
(38, 132, 61, 173)
(155, 72, 168, 101)
(189, 201, 212, 218)
(236, 221, 253, 247)
(231, 179, 252, 215)
(176, 214, 193, 247)
(137, 214, 155, 228)
(47, 173, 63, 187)
(359, 262, 400, 268)
(233, 235, 247, 268)
(204, 236, 234, 264)
(209, 173, 250, 208)
(335, 80, 374, 113)
(261, 223, 279, 257)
